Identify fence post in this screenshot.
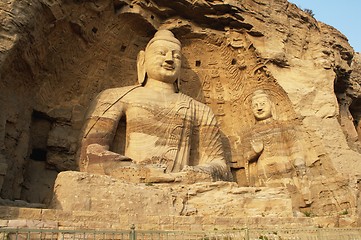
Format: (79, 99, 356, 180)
(130, 224, 136, 240)
(317, 228, 321, 240)
(245, 228, 249, 240)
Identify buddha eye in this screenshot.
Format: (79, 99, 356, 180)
(156, 49, 166, 56)
(173, 53, 181, 60)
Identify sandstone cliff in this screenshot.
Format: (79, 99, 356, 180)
(0, 0, 360, 226)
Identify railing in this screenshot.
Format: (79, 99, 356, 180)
(247, 228, 361, 240)
(1, 226, 361, 240)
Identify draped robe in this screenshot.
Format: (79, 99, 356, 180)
(243, 120, 304, 187)
(79, 86, 230, 181)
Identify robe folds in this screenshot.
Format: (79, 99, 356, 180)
(79, 85, 231, 181)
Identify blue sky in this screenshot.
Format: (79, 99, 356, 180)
(288, 0, 360, 53)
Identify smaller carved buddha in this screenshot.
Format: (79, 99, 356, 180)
(242, 90, 306, 187)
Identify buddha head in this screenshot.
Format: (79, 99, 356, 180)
(251, 90, 274, 121)
(137, 30, 182, 92)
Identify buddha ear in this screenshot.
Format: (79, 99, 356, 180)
(270, 101, 277, 120)
(137, 50, 146, 86)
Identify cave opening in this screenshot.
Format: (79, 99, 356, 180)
(20, 110, 58, 205)
(334, 69, 361, 152)
(350, 99, 361, 143)
(29, 148, 47, 162)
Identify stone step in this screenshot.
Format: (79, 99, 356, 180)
(0, 205, 324, 231)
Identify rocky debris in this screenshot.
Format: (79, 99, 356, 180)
(0, 198, 45, 209)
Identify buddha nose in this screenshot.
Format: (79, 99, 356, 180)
(165, 51, 174, 64)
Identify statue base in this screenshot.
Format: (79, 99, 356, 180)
(51, 171, 293, 218)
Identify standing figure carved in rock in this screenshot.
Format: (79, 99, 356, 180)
(79, 30, 231, 183)
(243, 90, 306, 187)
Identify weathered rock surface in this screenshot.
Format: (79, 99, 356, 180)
(51, 171, 293, 218)
(0, 0, 361, 230)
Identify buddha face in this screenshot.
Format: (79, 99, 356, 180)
(144, 39, 182, 84)
(251, 95, 272, 121)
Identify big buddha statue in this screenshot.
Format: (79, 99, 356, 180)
(79, 30, 232, 183)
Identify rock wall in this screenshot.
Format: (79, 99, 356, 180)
(0, 0, 360, 226)
(349, 53, 361, 145)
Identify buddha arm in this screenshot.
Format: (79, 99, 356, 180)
(248, 137, 264, 162)
(244, 145, 261, 163)
(78, 89, 127, 172)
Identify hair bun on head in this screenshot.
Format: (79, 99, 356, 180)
(146, 30, 181, 49)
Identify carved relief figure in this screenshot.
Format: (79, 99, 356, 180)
(242, 90, 305, 187)
(79, 30, 231, 183)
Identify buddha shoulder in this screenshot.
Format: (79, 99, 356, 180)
(93, 85, 141, 103)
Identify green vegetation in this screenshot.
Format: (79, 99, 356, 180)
(340, 209, 349, 215)
(304, 8, 315, 17)
(303, 211, 313, 217)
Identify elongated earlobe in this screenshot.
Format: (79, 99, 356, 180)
(271, 101, 277, 120)
(137, 50, 146, 86)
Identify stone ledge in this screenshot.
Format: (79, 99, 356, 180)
(51, 171, 294, 218)
(0, 206, 317, 230)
